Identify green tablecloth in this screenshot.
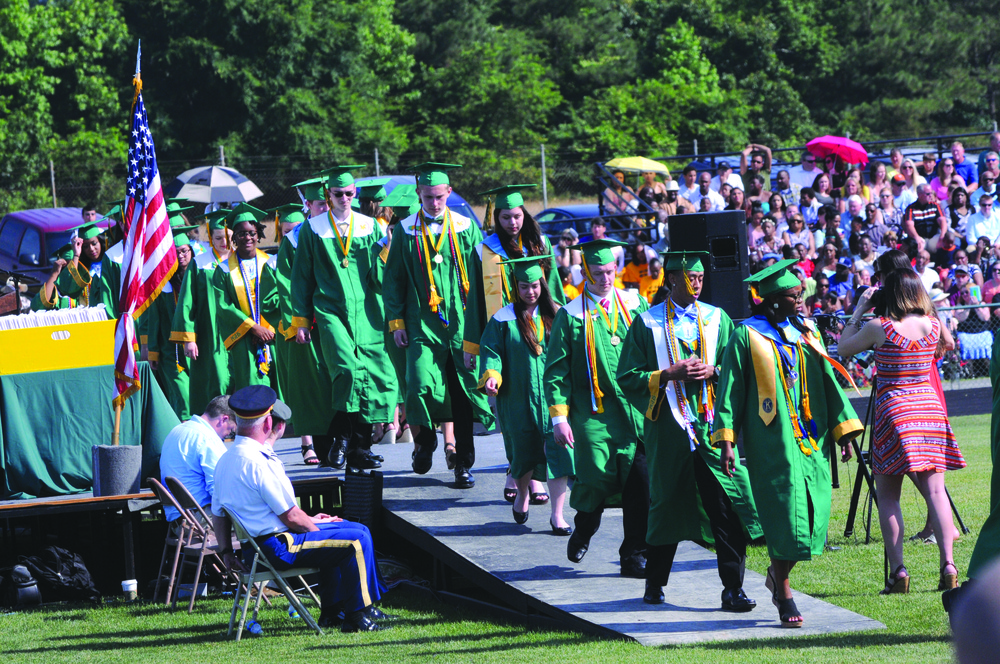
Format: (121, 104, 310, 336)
(0, 362, 180, 499)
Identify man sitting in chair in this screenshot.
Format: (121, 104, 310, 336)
(212, 385, 388, 632)
(159, 395, 236, 524)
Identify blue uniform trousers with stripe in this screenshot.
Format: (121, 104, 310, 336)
(259, 521, 384, 613)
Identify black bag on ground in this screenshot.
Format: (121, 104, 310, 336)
(0, 564, 43, 609)
(19, 546, 101, 603)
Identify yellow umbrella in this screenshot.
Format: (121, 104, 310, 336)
(604, 156, 671, 177)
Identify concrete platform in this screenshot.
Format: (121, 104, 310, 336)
(274, 433, 884, 645)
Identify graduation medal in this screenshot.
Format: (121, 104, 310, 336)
(328, 210, 354, 269)
(610, 335, 621, 346)
(772, 338, 820, 456)
(433, 254, 444, 264)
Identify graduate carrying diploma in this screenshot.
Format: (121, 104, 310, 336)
(712, 258, 863, 627)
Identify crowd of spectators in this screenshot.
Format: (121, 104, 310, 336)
(589, 134, 1000, 382)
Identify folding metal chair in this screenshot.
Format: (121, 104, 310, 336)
(147, 477, 195, 605)
(164, 476, 243, 613)
(221, 507, 323, 640)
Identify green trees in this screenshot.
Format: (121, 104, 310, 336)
(2, 0, 999, 213)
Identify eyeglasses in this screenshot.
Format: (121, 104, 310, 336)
(902, 166, 914, 170)
(329, 190, 355, 198)
(987, 157, 999, 162)
(233, 230, 258, 239)
(804, 158, 815, 164)
(880, 193, 893, 198)
(943, 162, 954, 167)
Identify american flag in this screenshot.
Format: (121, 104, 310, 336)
(113, 45, 177, 408)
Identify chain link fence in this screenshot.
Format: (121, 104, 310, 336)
(817, 303, 999, 390)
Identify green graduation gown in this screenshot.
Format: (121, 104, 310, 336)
(382, 209, 494, 430)
(711, 317, 863, 560)
(617, 300, 762, 546)
(462, 233, 565, 356)
(146, 276, 190, 420)
(968, 329, 1000, 577)
(211, 249, 279, 393)
(55, 258, 99, 307)
(30, 287, 73, 311)
(94, 241, 123, 319)
(170, 250, 230, 413)
(273, 223, 333, 435)
(368, 235, 406, 404)
(290, 211, 397, 424)
(543, 287, 648, 512)
(478, 304, 574, 480)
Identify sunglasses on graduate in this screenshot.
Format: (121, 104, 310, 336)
(329, 190, 355, 198)
(234, 230, 258, 239)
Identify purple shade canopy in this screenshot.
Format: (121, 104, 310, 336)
(1, 208, 114, 232)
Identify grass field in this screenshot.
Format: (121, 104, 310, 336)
(1, 414, 992, 663)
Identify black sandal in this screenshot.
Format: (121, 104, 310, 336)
(301, 443, 320, 466)
(444, 442, 457, 470)
(766, 566, 803, 628)
(881, 564, 910, 595)
(503, 467, 516, 503)
(529, 492, 550, 506)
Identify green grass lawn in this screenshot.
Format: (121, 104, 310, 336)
(1, 414, 992, 663)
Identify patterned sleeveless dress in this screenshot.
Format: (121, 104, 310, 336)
(872, 317, 965, 475)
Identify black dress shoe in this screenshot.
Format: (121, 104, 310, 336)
(365, 605, 396, 621)
(454, 467, 475, 489)
(620, 555, 647, 579)
(328, 437, 348, 469)
(512, 507, 528, 524)
(318, 609, 345, 628)
(567, 535, 589, 563)
(411, 438, 437, 474)
(341, 610, 384, 632)
(549, 517, 572, 536)
(721, 588, 757, 612)
(643, 581, 665, 604)
(368, 452, 384, 463)
(347, 449, 382, 470)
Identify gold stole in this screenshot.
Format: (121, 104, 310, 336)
(224, 251, 273, 349)
(481, 244, 509, 321)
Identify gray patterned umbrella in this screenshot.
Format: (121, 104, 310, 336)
(163, 166, 264, 203)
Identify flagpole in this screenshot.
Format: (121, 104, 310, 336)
(113, 40, 142, 447)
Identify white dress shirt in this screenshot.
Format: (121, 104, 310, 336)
(212, 436, 297, 538)
(159, 415, 227, 522)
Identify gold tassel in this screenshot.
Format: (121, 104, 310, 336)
(274, 212, 282, 245)
(750, 284, 763, 306)
(483, 195, 495, 233)
(582, 257, 596, 284)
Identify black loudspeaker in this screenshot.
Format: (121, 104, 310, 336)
(667, 211, 751, 320)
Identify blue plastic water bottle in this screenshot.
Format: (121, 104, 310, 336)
(288, 605, 300, 619)
(246, 620, 263, 635)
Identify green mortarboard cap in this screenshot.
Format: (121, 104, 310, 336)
(310, 164, 365, 189)
(76, 224, 104, 241)
(384, 185, 420, 217)
(173, 230, 191, 248)
(225, 203, 268, 231)
(745, 258, 800, 297)
(100, 202, 124, 224)
(205, 209, 230, 232)
(579, 238, 627, 267)
(499, 254, 551, 284)
(351, 197, 360, 210)
(661, 250, 709, 273)
(293, 177, 328, 202)
(413, 162, 462, 187)
(165, 200, 193, 214)
(50, 242, 75, 262)
(269, 203, 307, 225)
(357, 177, 390, 201)
(479, 184, 537, 211)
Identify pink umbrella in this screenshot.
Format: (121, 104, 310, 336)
(806, 135, 868, 166)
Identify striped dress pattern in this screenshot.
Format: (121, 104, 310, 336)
(872, 317, 966, 475)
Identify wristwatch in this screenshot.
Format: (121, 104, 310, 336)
(712, 365, 721, 380)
